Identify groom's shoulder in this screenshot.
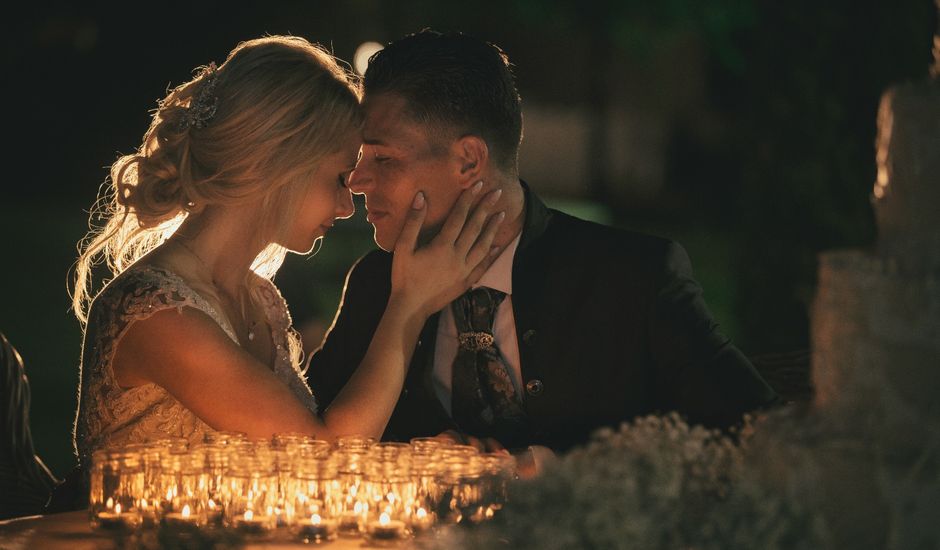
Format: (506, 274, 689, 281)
(546, 208, 679, 265)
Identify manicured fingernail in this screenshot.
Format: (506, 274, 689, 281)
(488, 189, 503, 204)
(412, 191, 425, 209)
(497, 211, 506, 221)
(490, 246, 501, 256)
(472, 181, 484, 195)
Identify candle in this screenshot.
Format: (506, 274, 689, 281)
(205, 498, 223, 526)
(233, 510, 272, 535)
(95, 502, 140, 531)
(164, 504, 200, 531)
(295, 513, 338, 542)
(365, 512, 407, 545)
(338, 501, 364, 536)
(410, 506, 435, 534)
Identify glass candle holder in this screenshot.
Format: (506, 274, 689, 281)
(408, 455, 441, 535)
(297, 439, 332, 458)
(409, 437, 447, 457)
(336, 435, 376, 451)
(481, 453, 516, 520)
(89, 448, 144, 532)
(159, 449, 208, 528)
(363, 453, 415, 544)
(437, 455, 485, 525)
(122, 443, 164, 528)
(290, 454, 340, 543)
(225, 455, 277, 537)
(201, 444, 228, 526)
(203, 430, 248, 446)
(271, 447, 293, 528)
(334, 448, 369, 537)
(150, 437, 189, 454)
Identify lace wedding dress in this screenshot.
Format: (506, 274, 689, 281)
(72, 264, 318, 469)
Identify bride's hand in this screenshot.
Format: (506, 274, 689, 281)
(390, 182, 505, 319)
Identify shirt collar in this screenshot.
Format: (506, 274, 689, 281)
(472, 232, 521, 295)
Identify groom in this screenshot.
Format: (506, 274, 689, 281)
(307, 30, 777, 453)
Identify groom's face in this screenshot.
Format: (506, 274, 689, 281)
(348, 93, 463, 252)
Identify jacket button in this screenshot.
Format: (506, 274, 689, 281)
(522, 329, 537, 346)
(525, 379, 544, 396)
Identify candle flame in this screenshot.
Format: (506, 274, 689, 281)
(115, 503, 122, 514)
(416, 507, 427, 519)
(166, 488, 173, 501)
(245, 510, 254, 521)
(106, 497, 114, 509)
(386, 491, 396, 503)
(311, 513, 322, 525)
(379, 512, 390, 526)
(354, 501, 363, 514)
(182, 505, 191, 518)
(208, 499, 216, 510)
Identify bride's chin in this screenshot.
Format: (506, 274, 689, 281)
(294, 236, 324, 255)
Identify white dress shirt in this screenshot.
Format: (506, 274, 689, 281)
(432, 233, 523, 416)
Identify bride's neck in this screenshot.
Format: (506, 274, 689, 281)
(169, 205, 265, 295)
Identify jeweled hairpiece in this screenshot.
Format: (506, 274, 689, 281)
(179, 62, 220, 130)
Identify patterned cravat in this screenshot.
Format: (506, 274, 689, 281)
(450, 287, 527, 443)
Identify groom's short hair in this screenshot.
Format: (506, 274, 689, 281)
(363, 30, 523, 172)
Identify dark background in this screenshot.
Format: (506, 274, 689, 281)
(1, 0, 935, 475)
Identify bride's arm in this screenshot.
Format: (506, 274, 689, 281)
(113, 307, 329, 438)
(112, 186, 502, 441)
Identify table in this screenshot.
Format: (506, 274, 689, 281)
(0, 511, 424, 549)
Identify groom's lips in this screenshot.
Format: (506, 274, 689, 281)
(366, 210, 389, 223)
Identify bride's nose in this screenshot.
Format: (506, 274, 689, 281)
(335, 188, 355, 219)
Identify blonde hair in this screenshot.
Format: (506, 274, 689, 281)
(72, 36, 362, 340)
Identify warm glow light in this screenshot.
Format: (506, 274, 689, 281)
(379, 512, 390, 526)
(208, 499, 216, 510)
(354, 41, 384, 75)
(182, 505, 191, 518)
(416, 507, 427, 519)
(245, 510, 254, 521)
(386, 491, 396, 503)
(166, 489, 173, 501)
(106, 497, 114, 509)
(311, 513, 322, 525)
(115, 503, 122, 514)
(354, 502, 364, 514)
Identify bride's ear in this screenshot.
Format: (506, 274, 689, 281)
(451, 135, 488, 188)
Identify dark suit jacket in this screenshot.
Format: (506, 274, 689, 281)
(308, 183, 777, 452)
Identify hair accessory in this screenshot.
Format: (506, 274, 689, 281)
(180, 62, 220, 130)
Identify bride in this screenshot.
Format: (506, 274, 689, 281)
(69, 35, 504, 472)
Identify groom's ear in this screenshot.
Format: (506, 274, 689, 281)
(451, 135, 488, 188)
